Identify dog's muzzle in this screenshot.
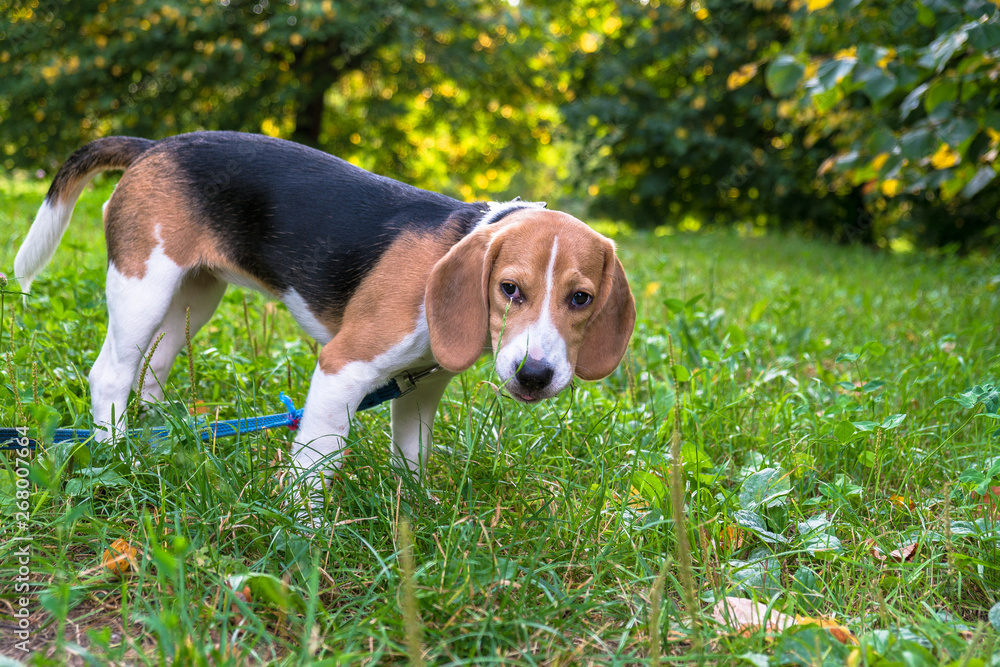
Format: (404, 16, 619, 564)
(506, 357, 556, 403)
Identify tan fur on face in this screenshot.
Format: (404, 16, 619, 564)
(427, 210, 635, 379)
(574, 250, 634, 380)
(487, 211, 615, 370)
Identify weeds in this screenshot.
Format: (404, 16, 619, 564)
(1, 176, 1000, 664)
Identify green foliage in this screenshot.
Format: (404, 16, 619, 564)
(4, 178, 1000, 661)
(0, 0, 559, 198)
(4, 0, 1000, 247)
(775, 0, 1000, 248)
(766, 54, 806, 97)
(561, 0, 866, 235)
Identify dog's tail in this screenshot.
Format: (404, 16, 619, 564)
(14, 136, 156, 293)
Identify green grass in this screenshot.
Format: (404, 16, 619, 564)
(1, 174, 1000, 665)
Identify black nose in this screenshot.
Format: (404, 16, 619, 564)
(515, 358, 554, 392)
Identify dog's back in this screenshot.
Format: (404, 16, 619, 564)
(17, 131, 488, 320)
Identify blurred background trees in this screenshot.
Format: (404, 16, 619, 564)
(773, 0, 1000, 249)
(560, 0, 866, 240)
(1, 0, 998, 250)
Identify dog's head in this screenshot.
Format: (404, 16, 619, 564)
(426, 210, 635, 402)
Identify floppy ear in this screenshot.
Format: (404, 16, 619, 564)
(425, 231, 494, 372)
(575, 249, 636, 381)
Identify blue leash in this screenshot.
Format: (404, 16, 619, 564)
(0, 367, 438, 451)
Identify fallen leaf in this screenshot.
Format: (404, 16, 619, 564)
(230, 583, 252, 618)
(102, 538, 138, 576)
(234, 585, 252, 605)
(866, 539, 885, 561)
(711, 597, 795, 635)
(889, 494, 914, 510)
(866, 538, 919, 563)
(888, 543, 918, 562)
(713, 598, 860, 644)
(717, 525, 746, 552)
(795, 616, 859, 644)
(213, 643, 244, 662)
(978, 486, 1000, 519)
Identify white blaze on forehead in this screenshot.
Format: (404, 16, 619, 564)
(545, 236, 559, 292)
(529, 235, 560, 359)
(494, 234, 573, 398)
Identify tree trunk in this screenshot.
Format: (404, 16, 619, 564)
(293, 82, 328, 147)
(291, 40, 372, 148)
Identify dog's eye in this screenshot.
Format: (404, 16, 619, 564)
(570, 291, 593, 308)
(500, 281, 521, 300)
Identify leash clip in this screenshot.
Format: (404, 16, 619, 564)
(278, 392, 302, 431)
(394, 366, 441, 399)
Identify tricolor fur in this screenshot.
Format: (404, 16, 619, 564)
(14, 131, 635, 489)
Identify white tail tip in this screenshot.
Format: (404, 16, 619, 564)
(14, 198, 71, 295)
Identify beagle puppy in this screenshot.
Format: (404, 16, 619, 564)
(14, 131, 635, 487)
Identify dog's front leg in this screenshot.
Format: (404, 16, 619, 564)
(292, 353, 382, 490)
(389, 370, 454, 478)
